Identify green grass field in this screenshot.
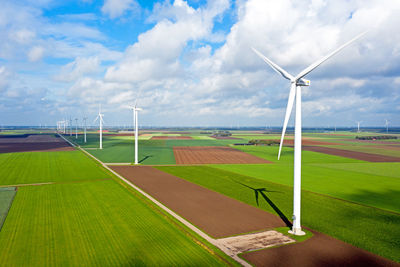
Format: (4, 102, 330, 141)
(0, 187, 16, 230)
(66, 133, 243, 164)
(213, 162, 400, 213)
(0, 151, 112, 186)
(156, 165, 400, 263)
(0, 180, 231, 266)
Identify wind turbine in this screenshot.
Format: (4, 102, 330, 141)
(75, 118, 78, 139)
(356, 121, 362, 133)
(252, 31, 367, 236)
(94, 106, 104, 149)
(83, 117, 87, 143)
(69, 117, 72, 136)
(129, 99, 142, 165)
(385, 119, 389, 134)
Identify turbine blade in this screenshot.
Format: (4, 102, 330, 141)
(278, 83, 296, 160)
(295, 30, 369, 80)
(134, 89, 142, 108)
(93, 116, 99, 123)
(252, 47, 294, 81)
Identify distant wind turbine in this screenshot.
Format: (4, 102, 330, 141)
(356, 121, 362, 133)
(385, 119, 389, 134)
(75, 118, 78, 139)
(129, 98, 142, 165)
(94, 105, 104, 149)
(69, 118, 72, 136)
(252, 31, 367, 235)
(83, 117, 87, 143)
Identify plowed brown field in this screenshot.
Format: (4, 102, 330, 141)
(303, 146, 400, 162)
(278, 139, 339, 146)
(242, 230, 398, 267)
(151, 136, 193, 140)
(109, 166, 285, 238)
(173, 146, 272, 164)
(0, 134, 74, 153)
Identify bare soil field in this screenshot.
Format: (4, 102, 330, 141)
(109, 166, 285, 238)
(278, 139, 339, 146)
(374, 145, 400, 151)
(161, 131, 191, 134)
(0, 134, 74, 153)
(346, 139, 400, 145)
(173, 146, 272, 164)
(151, 136, 193, 140)
(105, 133, 134, 136)
(241, 230, 399, 267)
(211, 136, 241, 140)
(302, 146, 400, 162)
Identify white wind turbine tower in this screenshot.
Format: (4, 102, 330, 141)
(385, 119, 389, 134)
(83, 117, 87, 143)
(69, 117, 72, 136)
(252, 31, 367, 236)
(129, 99, 142, 165)
(356, 121, 362, 133)
(94, 106, 104, 149)
(75, 118, 78, 139)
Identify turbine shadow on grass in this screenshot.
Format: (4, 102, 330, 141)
(233, 180, 292, 227)
(139, 155, 153, 163)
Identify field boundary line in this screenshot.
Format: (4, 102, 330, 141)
(0, 178, 112, 188)
(0, 187, 17, 231)
(78, 146, 251, 267)
(57, 133, 77, 147)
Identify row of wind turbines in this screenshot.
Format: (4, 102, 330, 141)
(58, 30, 380, 237)
(58, 100, 142, 165)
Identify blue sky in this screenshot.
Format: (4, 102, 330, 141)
(0, 0, 399, 127)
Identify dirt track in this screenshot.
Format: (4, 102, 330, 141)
(151, 136, 193, 140)
(0, 134, 74, 153)
(281, 139, 339, 146)
(211, 136, 241, 140)
(303, 146, 400, 162)
(173, 146, 272, 164)
(109, 166, 285, 238)
(242, 229, 399, 267)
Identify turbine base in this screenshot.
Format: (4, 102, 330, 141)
(288, 228, 306, 236)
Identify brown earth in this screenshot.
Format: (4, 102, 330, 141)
(105, 133, 134, 136)
(151, 136, 193, 140)
(347, 139, 400, 145)
(161, 131, 191, 134)
(303, 146, 400, 162)
(0, 134, 74, 153)
(372, 145, 400, 151)
(173, 146, 272, 164)
(242, 229, 399, 267)
(211, 136, 241, 140)
(111, 166, 398, 266)
(109, 165, 285, 238)
(277, 139, 339, 146)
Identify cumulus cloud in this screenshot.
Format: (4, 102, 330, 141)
(1, 0, 400, 126)
(55, 57, 101, 82)
(101, 0, 140, 19)
(28, 45, 44, 61)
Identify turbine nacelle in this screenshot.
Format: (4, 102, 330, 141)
(296, 79, 310, 86)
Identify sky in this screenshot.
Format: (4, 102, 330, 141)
(0, 0, 399, 127)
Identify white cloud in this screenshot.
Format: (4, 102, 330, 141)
(55, 56, 101, 82)
(28, 45, 44, 62)
(101, 0, 139, 19)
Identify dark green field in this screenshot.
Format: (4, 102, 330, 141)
(66, 133, 243, 164)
